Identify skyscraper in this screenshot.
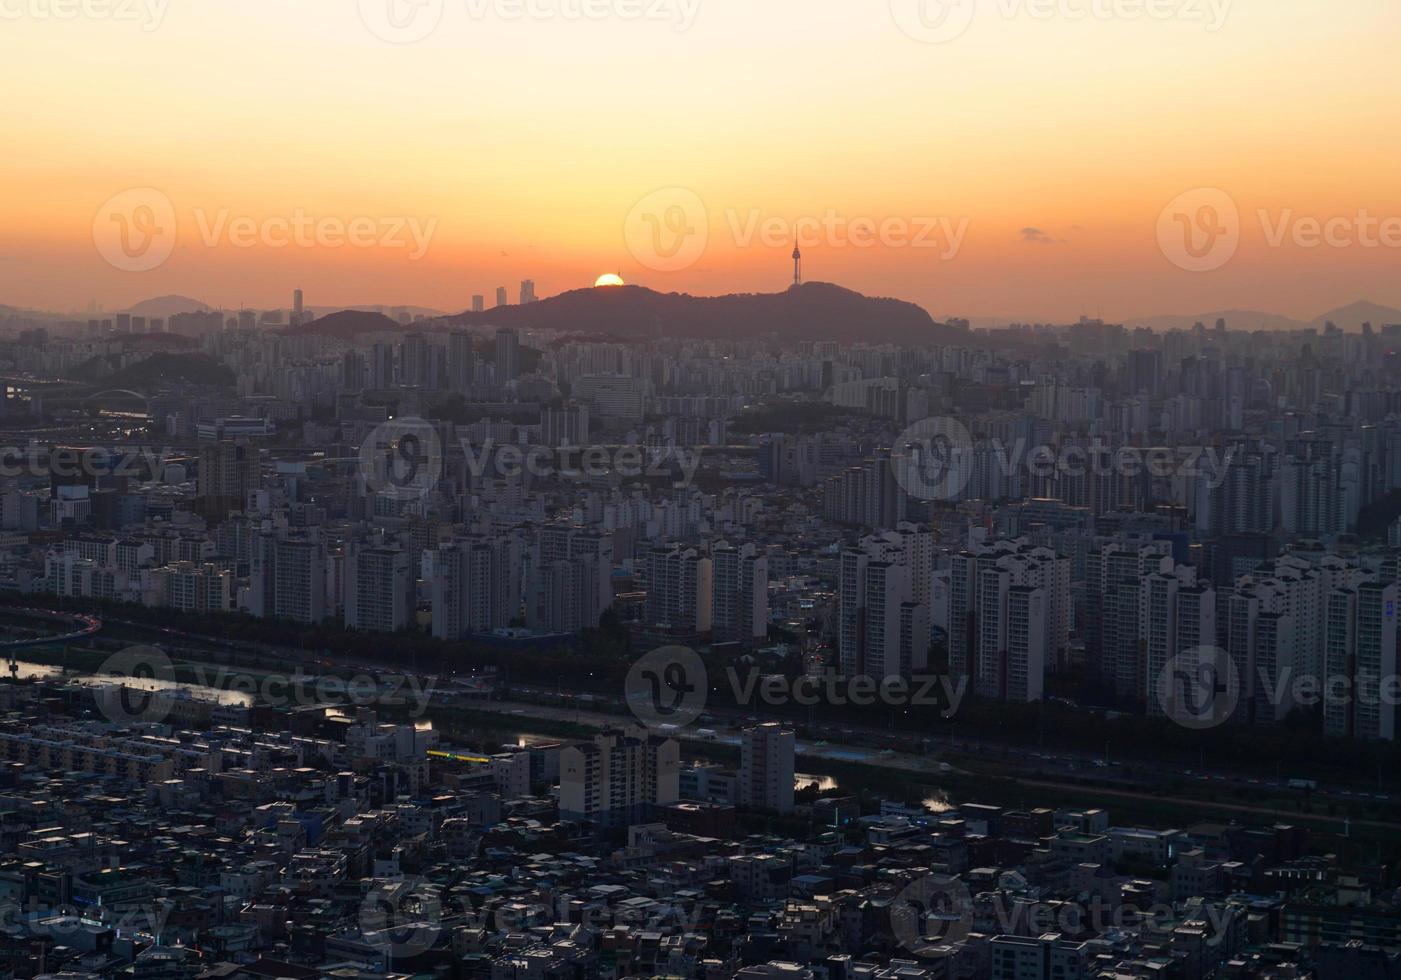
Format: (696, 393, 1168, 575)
(344, 544, 415, 634)
(495, 286, 509, 308)
(472, 294, 485, 313)
(740, 723, 795, 813)
(432, 535, 522, 638)
(370, 343, 395, 390)
(712, 542, 769, 649)
(534, 525, 613, 630)
(520, 279, 537, 304)
(495, 326, 520, 384)
(448, 331, 474, 390)
(1143, 571, 1217, 720)
(528, 557, 600, 633)
(540, 402, 589, 447)
(399, 333, 429, 387)
(838, 535, 929, 682)
(645, 544, 713, 633)
(1324, 579, 1398, 741)
(197, 442, 256, 521)
(247, 532, 329, 625)
(342, 350, 365, 392)
(949, 539, 1071, 702)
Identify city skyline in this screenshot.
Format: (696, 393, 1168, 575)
(3, 3, 1401, 976)
(5, 1, 1401, 321)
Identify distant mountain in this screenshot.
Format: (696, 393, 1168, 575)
(1126, 309, 1308, 333)
(1125, 300, 1401, 333)
(0, 303, 69, 322)
(123, 295, 210, 319)
(305, 304, 443, 319)
(287, 310, 406, 339)
(1307, 300, 1401, 331)
(444, 282, 971, 345)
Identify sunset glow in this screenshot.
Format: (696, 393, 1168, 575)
(4, 0, 1401, 321)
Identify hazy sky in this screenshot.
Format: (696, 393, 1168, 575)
(4, 0, 1401, 321)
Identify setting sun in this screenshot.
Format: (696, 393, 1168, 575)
(595, 273, 626, 288)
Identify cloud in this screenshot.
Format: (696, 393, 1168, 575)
(1020, 227, 1067, 246)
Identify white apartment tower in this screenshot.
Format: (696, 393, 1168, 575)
(739, 723, 795, 814)
(713, 542, 769, 648)
(559, 729, 680, 828)
(344, 544, 415, 634)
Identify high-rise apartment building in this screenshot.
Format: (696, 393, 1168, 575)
(559, 729, 680, 828)
(540, 402, 590, 448)
(432, 535, 522, 638)
(495, 326, 520, 384)
(344, 544, 415, 633)
(739, 723, 795, 813)
(529, 526, 612, 633)
(197, 442, 256, 520)
(1324, 579, 1398, 741)
(839, 533, 931, 681)
(712, 542, 768, 649)
(247, 533, 329, 625)
(950, 539, 1071, 702)
(448, 331, 474, 390)
(370, 343, 395, 390)
(644, 545, 712, 633)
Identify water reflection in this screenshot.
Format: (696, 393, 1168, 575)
(12, 660, 256, 707)
(923, 791, 952, 813)
(7, 661, 436, 726)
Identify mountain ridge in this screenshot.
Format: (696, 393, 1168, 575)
(442, 281, 971, 344)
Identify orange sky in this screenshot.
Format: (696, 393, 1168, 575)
(3, 0, 1401, 322)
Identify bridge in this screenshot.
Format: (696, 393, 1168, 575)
(82, 389, 152, 404)
(0, 608, 102, 649)
(0, 608, 103, 677)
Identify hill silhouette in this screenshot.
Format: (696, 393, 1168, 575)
(444, 282, 969, 344)
(1308, 300, 1401, 331)
(287, 310, 406, 339)
(123, 295, 211, 318)
(1127, 299, 1401, 333)
(73, 353, 235, 389)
